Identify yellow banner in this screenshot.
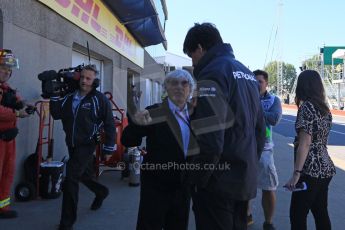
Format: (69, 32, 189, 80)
(38, 0, 144, 67)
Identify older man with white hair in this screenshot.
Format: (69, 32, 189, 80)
(122, 69, 197, 230)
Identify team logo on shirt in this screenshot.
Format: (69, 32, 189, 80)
(81, 102, 91, 110)
(198, 87, 217, 97)
(233, 71, 256, 81)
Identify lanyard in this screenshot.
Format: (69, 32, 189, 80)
(174, 110, 198, 138)
(175, 110, 190, 129)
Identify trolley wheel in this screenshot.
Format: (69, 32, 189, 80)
(15, 182, 36, 202)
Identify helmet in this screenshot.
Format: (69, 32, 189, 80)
(0, 49, 19, 69)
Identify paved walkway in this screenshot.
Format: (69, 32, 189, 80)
(248, 133, 345, 230)
(2, 125, 345, 230)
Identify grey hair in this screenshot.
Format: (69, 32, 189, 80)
(164, 69, 196, 95)
(82, 64, 99, 75)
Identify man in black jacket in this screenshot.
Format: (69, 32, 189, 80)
(50, 65, 116, 230)
(121, 69, 197, 230)
(183, 23, 266, 230)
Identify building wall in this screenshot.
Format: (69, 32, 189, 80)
(0, 0, 164, 190)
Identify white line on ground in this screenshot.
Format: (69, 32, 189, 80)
(330, 130, 345, 135)
(281, 118, 295, 123)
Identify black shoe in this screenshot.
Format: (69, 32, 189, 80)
(247, 214, 254, 226)
(57, 225, 73, 230)
(0, 210, 18, 219)
(263, 222, 276, 230)
(90, 188, 109, 210)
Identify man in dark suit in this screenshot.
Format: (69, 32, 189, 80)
(183, 23, 266, 230)
(121, 69, 197, 230)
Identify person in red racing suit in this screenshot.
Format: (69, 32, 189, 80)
(0, 49, 30, 219)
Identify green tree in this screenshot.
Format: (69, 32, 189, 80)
(263, 61, 297, 94)
(301, 54, 333, 81)
(302, 54, 321, 70)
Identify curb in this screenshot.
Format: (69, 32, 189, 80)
(282, 104, 345, 117)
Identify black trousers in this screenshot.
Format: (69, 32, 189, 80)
(136, 184, 191, 230)
(192, 188, 248, 230)
(59, 145, 108, 228)
(290, 174, 332, 230)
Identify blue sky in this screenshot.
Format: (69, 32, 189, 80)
(165, 0, 344, 71)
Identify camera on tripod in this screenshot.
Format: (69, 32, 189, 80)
(37, 64, 84, 99)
